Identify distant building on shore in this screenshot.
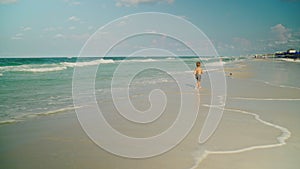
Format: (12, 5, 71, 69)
(254, 53, 274, 59)
(275, 49, 300, 59)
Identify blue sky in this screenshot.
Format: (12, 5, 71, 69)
(0, 0, 299, 57)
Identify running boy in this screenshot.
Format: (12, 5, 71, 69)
(194, 61, 203, 89)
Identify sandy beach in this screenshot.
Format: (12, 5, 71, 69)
(1, 58, 300, 169)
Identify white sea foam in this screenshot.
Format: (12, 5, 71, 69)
(0, 106, 79, 125)
(62, 59, 114, 67)
(259, 80, 300, 90)
(34, 106, 77, 116)
(232, 97, 300, 101)
(0, 64, 67, 73)
(199, 58, 211, 61)
(189, 108, 291, 169)
(204, 61, 226, 67)
(116, 58, 157, 63)
(166, 57, 175, 60)
(133, 78, 171, 85)
(202, 104, 225, 108)
(20, 66, 67, 72)
(0, 119, 20, 125)
(0, 59, 115, 73)
(278, 58, 300, 63)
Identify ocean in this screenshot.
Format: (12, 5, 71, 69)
(0, 56, 241, 125)
(2, 56, 299, 125)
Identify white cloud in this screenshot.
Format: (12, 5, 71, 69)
(69, 26, 76, 30)
(178, 15, 189, 20)
(43, 27, 63, 32)
(115, 0, 174, 7)
(21, 26, 32, 31)
(11, 37, 22, 40)
(115, 2, 122, 7)
(68, 16, 80, 22)
(69, 33, 90, 40)
(10, 26, 31, 40)
(271, 24, 291, 44)
(54, 34, 65, 39)
(15, 33, 23, 36)
(144, 29, 157, 33)
(53, 33, 90, 40)
(99, 31, 109, 35)
(72, 1, 80, 5)
(233, 37, 252, 48)
(44, 27, 56, 32)
(64, 0, 81, 6)
(0, 0, 17, 4)
(11, 33, 23, 40)
(88, 26, 94, 30)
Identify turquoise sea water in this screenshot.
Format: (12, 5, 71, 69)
(0, 57, 186, 123)
(2, 56, 293, 125)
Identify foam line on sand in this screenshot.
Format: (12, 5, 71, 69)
(189, 107, 291, 169)
(231, 97, 300, 101)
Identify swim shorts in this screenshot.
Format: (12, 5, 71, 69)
(195, 74, 201, 81)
